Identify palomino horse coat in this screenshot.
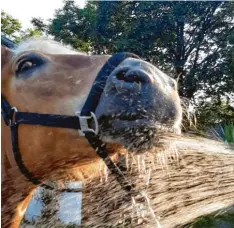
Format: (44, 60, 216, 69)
(1, 38, 182, 227)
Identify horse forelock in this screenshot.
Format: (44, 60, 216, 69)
(12, 37, 86, 57)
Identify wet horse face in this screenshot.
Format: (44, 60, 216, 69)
(96, 58, 182, 152)
(1, 39, 182, 179)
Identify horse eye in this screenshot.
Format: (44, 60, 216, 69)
(17, 61, 35, 73)
(15, 53, 46, 77)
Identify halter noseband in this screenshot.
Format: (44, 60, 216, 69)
(1, 36, 139, 192)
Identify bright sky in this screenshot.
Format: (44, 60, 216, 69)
(1, 0, 86, 29)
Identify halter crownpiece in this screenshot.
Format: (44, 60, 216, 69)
(1, 36, 140, 192)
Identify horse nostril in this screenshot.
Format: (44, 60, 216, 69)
(116, 70, 145, 84)
(116, 70, 128, 81)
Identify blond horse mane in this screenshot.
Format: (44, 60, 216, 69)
(12, 37, 86, 57)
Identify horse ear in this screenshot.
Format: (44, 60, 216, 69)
(1, 45, 12, 70)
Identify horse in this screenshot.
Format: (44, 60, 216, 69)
(1, 37, 182, 228)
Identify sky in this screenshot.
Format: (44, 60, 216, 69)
(1, 0, 86, 29)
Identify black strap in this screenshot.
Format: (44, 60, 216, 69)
(81, 52, 140, 116)
(80, 52, 139, 191)
(15, 112, 81, 129)
(2, 103, 133, 191)
(1, 95, 12, 126)
(10, 123, 82, 192)
(85, 132, 133, 191)
(1, 51, 139, 193)
(11, 124, 42, 185)
(1, 96, 82, 192)
(1, 96, 81, 130)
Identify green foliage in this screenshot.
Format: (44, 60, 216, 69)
(48, 0, 96, 52)
(185, 210, 234, 228)
(1, 11, 42, 42)
(31, 17, 47, 33)
(47, 1, 234, 110)
(195, 99, 234, 143)
(93, 1, 234, 100)
(2, 1, 234, 127)
(1, 11, 22, 42)
(21, 28, 42, 40)
(48, 1, 234, 127)
(196, 98, 234, 127)
(191, 216, 215, 228)
(224, 122, 234, 143)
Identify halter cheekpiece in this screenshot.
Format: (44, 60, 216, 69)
(1, 35, 140, 192)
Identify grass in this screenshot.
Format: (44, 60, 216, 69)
(224, 122, 234, 143)
(183, 209, 234, 228)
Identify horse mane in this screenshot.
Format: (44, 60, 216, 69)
(12, 37, 86, 56)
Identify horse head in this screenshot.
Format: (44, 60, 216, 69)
(1, 38, 182, 227)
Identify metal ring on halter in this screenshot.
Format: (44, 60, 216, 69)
(9, 107, 18, 126)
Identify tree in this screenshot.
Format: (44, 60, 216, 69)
(21, 28, 42, 40)
(48, 0, 96, 52)
(31, 17, 47, 33)
(48, 1, 234, 105)
(4, 1, 233, 125)
(93, 1, 234, 101)
(1, 11, 42, 42)
(1, 11, 22, 42)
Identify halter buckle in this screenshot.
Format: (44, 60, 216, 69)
(75, 112, 99, 136)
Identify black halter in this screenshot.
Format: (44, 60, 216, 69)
(1, 36, 139, 192)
